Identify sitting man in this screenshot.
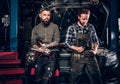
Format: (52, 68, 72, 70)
(30, 8, 60, 84)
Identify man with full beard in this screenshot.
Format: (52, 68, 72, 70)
(30, 8, 60, 84)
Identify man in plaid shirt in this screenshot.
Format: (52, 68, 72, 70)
(65, 8, 103, 84)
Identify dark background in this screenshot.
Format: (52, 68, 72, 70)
(0, 0, 120, 64)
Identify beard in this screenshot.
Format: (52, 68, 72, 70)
(41, 19, 50, 26)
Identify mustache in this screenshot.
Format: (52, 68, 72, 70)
(41, 20, 50, 26)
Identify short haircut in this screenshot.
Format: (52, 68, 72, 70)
(78, 8, 90, 16)
(39, 7, 51, 14)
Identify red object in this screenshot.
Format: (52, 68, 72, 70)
(0, 68, 24, 75)
(0, 59, 21, 65)
(54, 69, 60, 77)
(31, 68, 35, 75)
(0, 80, 22, 84)
(0, 52, 25, 84)
(0, 52, 18, 60)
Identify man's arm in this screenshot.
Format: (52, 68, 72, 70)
(31, 27, 37, 47)
(70, 45, 85, 53)
(45, 41, 59, 48)
(91, 43, 99, 54)
(90, 24, 99, 54)
(46, 25, 60, 48)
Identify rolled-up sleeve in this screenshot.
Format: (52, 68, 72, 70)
(53, 25, 60, 43)
(31, 27, 37, 46)
(90, 25, 99, 45)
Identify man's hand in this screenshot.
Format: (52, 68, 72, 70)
(71, 46, 85, 53)
(76, 46, 85, 53)
(31, 44, 51, 54)
(31, 47, 44, 52)
(90, 49, 97, 55)
(91, 43, 98, 55)
(32, 44, 39, 49)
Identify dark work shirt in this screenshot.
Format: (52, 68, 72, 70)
(31, 22, 60, 45)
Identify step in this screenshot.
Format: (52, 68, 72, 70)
(0, 52, 18, 60)
(0, 59, 21, 65)
(0, 68, 24, 75)
(0, 79, 22, 84)
(5, 80, 22, 84)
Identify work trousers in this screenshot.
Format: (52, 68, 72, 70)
(71, 52, 103, 84)
(35, 52, 56, 84)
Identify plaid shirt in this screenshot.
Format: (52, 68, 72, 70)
(65, 23, 99, 47)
